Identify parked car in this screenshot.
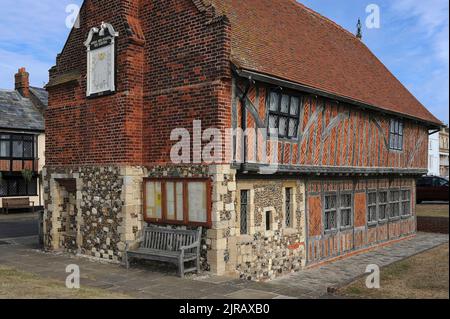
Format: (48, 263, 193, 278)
(416, 176, 449, 203)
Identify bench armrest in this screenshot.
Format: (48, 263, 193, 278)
(180, 241, 200, 251)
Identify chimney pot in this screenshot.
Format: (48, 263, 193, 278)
(15, 67, 30, 98)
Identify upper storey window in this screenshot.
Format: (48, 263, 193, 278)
(0, 134, 36, 159)
(268, 91, 301, 139)
(84, 22, 119, 98)
(389, 119, 404, 151)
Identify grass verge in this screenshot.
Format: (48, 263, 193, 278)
(337, 243, 449, 299)
(0, 266, 130, 299)
(416, 204, 449, 218)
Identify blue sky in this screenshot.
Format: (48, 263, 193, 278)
(0, 0, 448, 124)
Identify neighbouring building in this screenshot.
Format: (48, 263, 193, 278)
(428, 131, 440, 176)
(43, 0, 442, 280)
(0, 68, 47, 212)
(440, 126, 449, 178)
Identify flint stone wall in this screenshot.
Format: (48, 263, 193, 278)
(43, 166, 145, 262)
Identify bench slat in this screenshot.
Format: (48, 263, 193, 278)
(126, 226, 202, 277)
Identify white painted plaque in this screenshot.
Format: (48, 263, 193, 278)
(84, 22, 118, 97)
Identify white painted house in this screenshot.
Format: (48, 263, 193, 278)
(428, 131, 440, 176)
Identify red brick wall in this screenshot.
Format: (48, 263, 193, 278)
(46, 0, 231, 167)
(46, 0, 144, 166)
(141, 0, 231, 165)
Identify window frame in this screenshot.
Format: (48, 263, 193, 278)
(323, 193, 338, 233)
(389, 119, 404, 151)
(377, 190, 389, 223)
(0, 133, 37, 160)
(284, 187, 294, 228)
(367, 190, 378, 226)
(239, 189, 250, 235)
(267, 90, 302, 140)
(339, 192, 353, 230)
(400, 189, 412, 217)
(143, 177, 212, 228)
(389, 189, 401, 219)
(0, 175, 38, 197)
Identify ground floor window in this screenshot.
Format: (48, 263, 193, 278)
(367, 192, 377, 223)
(378, 191, 388, 220)
(389, 190, 401, 218)
(367, 188, 411, 225)
(324, 194, 337, 231)
(340, 193, 353, 228)
(0, 176, 37, 197)
(401, 190, 411, 216)
(284, 187, 293, 228)
(144, 178, 211, 227)
(240, 190, 250, 234)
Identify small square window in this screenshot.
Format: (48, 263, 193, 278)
(267, 90, 301, 139)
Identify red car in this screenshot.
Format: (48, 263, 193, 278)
(416, 176, 449, 203)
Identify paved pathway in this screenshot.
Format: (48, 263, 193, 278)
(269, 232, 449, 297)
(0, 232, 447, 299)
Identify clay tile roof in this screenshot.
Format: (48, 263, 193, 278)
(204, 0, 441, 126)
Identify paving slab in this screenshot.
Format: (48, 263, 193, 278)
(269, 232, 449, 297)
(0, 232, 447, 299)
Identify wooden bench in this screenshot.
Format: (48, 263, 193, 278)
(2, 198, 34, 214)
(125, 226, 202, 277)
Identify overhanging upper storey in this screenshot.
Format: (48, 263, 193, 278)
(231, 71, 432, 176)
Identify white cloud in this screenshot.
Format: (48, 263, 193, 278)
(0, 0, 82, 88)
(390, 0, 449, 65)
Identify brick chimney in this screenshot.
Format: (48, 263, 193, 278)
(15, 67, 30, 98)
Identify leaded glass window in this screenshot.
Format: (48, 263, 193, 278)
(368, 192, 377, 222)
(389, 119, 404, 150)
(324, 195, 337, 231)
(240, 190, 250, 235)
(285, 188, 293, 227)
(340, 193, 352, 228)
(389, 190, 400, 218)
(401, 190, 411, 216)
(378, 191, 388, 220)
(268, 91, 301, 139)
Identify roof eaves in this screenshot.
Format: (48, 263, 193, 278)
(233, 65, 443, 129)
